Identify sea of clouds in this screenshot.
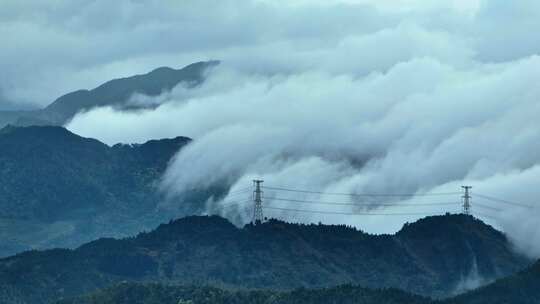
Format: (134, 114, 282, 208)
(7, 0, 533, 257)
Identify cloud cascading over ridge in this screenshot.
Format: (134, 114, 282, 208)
(13, 0, 537, 257)
(68, 55, 540, 257)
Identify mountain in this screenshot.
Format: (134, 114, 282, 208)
(55, 283, 431, 304)
(0, 125, 195, 257)
(0, 61, 220, 255)
(0, 214, 530, 304)
(0, 125, 190, 221)
(0, 61, 218, 128)
(445, 260, 540, 304)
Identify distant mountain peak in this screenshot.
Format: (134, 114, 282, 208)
(149, 60, 219, 75)
(0, 124, 192, 149)
(149, 66, 176, 73)
(0, 60, 220, 128)
(0, 124, 99, 143)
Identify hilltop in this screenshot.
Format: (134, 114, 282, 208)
(0, 214, 530, 304)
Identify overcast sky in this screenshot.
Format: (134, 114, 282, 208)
(2, 0, 540, 109)
(3, 0, 540, 257)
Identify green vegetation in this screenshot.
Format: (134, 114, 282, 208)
(444, 260, 540, 304)
(54, 260, 540, 304)
(0, 125, 532, 304)
(56, 283, 430, 304)
(0, 214, 530, 303)
(0, 125, 192, 257)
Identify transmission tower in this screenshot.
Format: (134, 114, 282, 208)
(462, 186, 472, 215)
(253, 180, 264, 224)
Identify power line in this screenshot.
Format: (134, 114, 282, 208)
(219, 194, 501, 217)
(220, 203, 251, 210)
(474, 193, 534, 209)
(219, 182, 533, 223)
(474, 211, 498, 221)
(223, 192, 252, 201)
(266, 197, 460, 207)
(474, 202, 502, 212)
(262, 185, 460, 197)
(218, 199, 252, 207)
(226, 188, 252, 196)
(263, 206, 447, 216)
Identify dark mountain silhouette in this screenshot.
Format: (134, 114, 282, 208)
(0, 61, 218, 127)
(0, 125, 194, 257)
(0, 214, 530, 304)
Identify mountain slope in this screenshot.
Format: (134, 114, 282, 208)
(0, 214, 530, 304)
(0, 125, 189, 221)
(55, 283, 431, 304)
(0, 125, 192, 257)
(53, 260, 540, 304)
(0, 61, 218, 127)
(445, 260, 540, 304)
(395, 214, 520, 294)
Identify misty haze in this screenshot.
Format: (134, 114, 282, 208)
(1, 1, 539, 304)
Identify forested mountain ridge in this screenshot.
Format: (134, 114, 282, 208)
(0, 214, 530, 304)
(0, 125, 192, 257)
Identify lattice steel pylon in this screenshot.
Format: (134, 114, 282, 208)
(253, 180, 264, 224)
(462, 186, 472, 215)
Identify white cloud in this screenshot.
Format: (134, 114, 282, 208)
(3, 0, 540, 108)
(5, 0, 540, 257)
(68, 55, 540, 254)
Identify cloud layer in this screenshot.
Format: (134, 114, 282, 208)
(3, 0, 540, 108)
(6, 0, 540, 257)
(69, 54, 540, 257)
